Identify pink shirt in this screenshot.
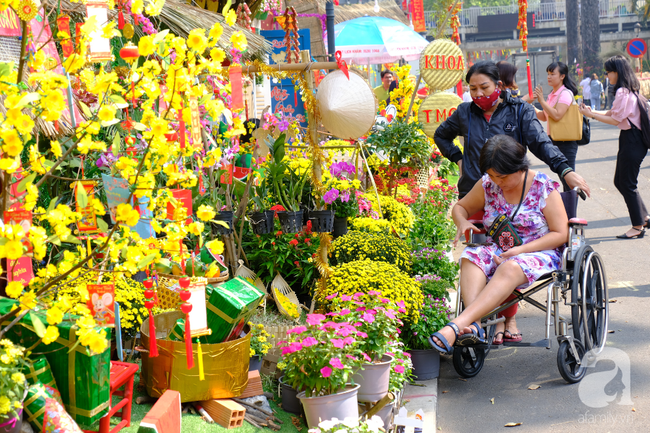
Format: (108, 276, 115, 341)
(610, 87, 641, 130)
(546, 85, 574, 133)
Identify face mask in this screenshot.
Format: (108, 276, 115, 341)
(472, 87, 501, 111)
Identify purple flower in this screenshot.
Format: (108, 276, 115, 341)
(329, 161, 356, 178)
(323, 189, 339, 204)
(340, 191, 350, 203)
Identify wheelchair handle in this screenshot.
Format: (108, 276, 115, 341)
(573, 187, 587, 201)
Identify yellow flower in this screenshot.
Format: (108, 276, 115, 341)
(209, 48, 226, 64)
(224, 9, 237, 26)
(4, 240, 23, 260)
(138, 35, 155, 57)
(18, 291, 37, 311)
(97, 105, 116, 122)
(187, 28, 208, 53)
(42, 326, 60, 344)
(196, 204, 216, 221)
(11, 372, 25, 383)
(5, 281, 23, 299)
(131, 0, 143, 14)
(0, 396, 11, 415)
(230, 31, 247, 52)
(209, 22, 223, 41)
(205, 239, 224, 255)
(46, 307, 64, 325)
(50, 140, 62, 158)
(2, 128, 23, 156)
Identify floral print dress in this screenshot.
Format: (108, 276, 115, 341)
(460, 171, 563, 288)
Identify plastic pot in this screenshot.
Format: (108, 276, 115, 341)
(352, 354, 393, 402)
(309, 210, 335, 233)
(298, 384, 360, 428)
(407, 348, 440, 380)
(277, 211, 303, 234)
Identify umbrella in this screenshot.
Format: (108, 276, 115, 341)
(333, 16, 429, 64)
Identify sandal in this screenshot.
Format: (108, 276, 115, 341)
(493, 331, 505, 346)
(428, 322, 461, 355)
(456, 321, 488, 346)
(504, 330, 523, 343)
(616, 228, 645, 239)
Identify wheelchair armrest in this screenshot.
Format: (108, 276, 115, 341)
(568, 217, 588, 226)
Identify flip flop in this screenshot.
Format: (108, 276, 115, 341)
(428, 322, 461, 355)
(456, 321, 487, 346)
(493, 331, 504, 346)
(504, 330, 523, 342)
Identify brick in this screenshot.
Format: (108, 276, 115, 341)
(199, 399, 246, 429)
(138, 390, 181, 433)
(238, 370, 263, 398)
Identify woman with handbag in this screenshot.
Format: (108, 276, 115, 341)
(428, 135, 569, 352)
(533, 62, 581, 192)
(579, 55, 650, 239)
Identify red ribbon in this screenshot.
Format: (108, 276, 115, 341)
(335, 51, 349, 80)
(148, 310, 159, 357)
(185, 314, 194, 369)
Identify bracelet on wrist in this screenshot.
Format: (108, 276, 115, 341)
(561, 168, 574, 179)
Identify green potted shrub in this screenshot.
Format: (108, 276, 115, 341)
(0, 340, 30, 433)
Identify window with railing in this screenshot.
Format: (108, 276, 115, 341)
(423, 0, 638, 29)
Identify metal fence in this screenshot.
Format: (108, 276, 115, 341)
(424, 0, 639, 29)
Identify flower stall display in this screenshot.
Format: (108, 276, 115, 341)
(0, 340, 29, 430)
(248, 322, 274, 371)
(360, 193, 416, 238)
(330, 230, 411, 273)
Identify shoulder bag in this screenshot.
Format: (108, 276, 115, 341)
(487, 171, 528, 252)
(548, 89, 584, 142)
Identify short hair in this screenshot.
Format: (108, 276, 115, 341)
(466, 61, 500, 85)
(497, 61, 518, 87)
(380, 70, 392, 79)
(480, 135, 530, 175)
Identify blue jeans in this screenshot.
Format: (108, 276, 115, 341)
(552, 139, 578, 192)
(591, 97, 600, 110)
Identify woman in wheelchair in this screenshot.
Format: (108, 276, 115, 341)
(429, 135, 569, 353)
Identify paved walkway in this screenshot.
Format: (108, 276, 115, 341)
(436, 121, 650, 432)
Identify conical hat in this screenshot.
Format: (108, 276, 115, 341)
(317, 69, 378, 140)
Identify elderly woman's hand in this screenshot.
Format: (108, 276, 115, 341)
(492, 246, 525, 265)
(453, 220, 481, 247)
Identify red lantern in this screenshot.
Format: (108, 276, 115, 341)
(143, 278, 159, 357)
(119, 43, 139, 63)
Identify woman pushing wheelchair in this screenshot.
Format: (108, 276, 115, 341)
(429, 135, 569, 353)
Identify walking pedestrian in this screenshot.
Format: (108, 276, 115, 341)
(373, 70, 393, 103)
(579, 73, 592, 107)
(589, 73, 604, 110)
(579, 55, 650, 239)
(434, 60, 591, 200)
(533, 62, 581, 192)
(604, 75, 614, 109)
(496, 60, 532, 102)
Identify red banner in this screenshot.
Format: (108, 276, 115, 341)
(0, 9, 21, 36)
(412, 0, 426, 33)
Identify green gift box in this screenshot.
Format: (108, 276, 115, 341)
(167, 318, 208, 344)
(24, 383, 62, 432)
(205, 277, 264, 344)
(0, 298, 110, 427)
(23, 357, 58, 391)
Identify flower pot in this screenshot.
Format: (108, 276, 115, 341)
(407, 348, 440, 380)
(332, 217, 348, 239)
(213, 211, 234, 235)
(352, 354, 393, 402)
(277, 211, 303, 234)
(250, 211, 274, 235)
(249, 354, 262, 372)
(300, 204, 310, 226)
(0, 409, 22, 433)
(279, 376, 302, 415)
(375, 400, 396, 430)
(309, 210, 335, 233)
(298, 384, 360, 428)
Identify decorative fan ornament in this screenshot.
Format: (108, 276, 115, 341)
(17, 0, 37, 21)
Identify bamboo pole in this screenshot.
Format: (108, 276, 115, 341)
(243, 61, 340, 74)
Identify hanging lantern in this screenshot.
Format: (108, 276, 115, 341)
(86, 0, 113, 62)
(178, 277, 194, 370)
(119, 43, 139, 63)
(143, 278, 159, 357)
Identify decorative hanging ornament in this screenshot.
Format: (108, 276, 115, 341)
(119, 43, 139, 63)
(178, 277, 194, 370)
(122, 23, 134, 39)
(282, 7, 300, 63)
(143, 278, 159, 357)
(17, 0, 37, 21)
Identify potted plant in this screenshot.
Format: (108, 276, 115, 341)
(279, 313, 365, 428)
(329, 292, 404, 403)
(321, 161, 363, 238)
(308, 414, 385, 433)
(249, 183, 274, 235)
(0, 341, 30, 433)
(248, 322, 273, 371)
(401, 294, 452, 380)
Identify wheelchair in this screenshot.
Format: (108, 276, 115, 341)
(452, 189, 609, 384)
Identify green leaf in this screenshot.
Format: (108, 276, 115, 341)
(76, 182, 89, 208)
(132, 122, 147, 131)
(42, 159, 55, 170)
(97, 218, 109, 233)
(112, 133, 121, 156)
(16, 173, 36, 193)
(48, 235, 61, 246)
(137, 253, 158, 269)
(30, 312, 46, 338)
(67, 339, 81, 354)
(62, 235, 82, 245)
(0, 238, 8, 247)
(210, 220, 230, 228)
(153, 29, 169, 44)
(68, 159, 81, 168)
(16, 92, 41, 108)
(101, 119, 121, 127)
(47, 196, 59, 212)
(79, 101, 93, 119)
(0, 62, 14, 77)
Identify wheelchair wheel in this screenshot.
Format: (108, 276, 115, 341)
(557, 339, 586, 383)
(452, 346, 486, 378)
(571, 245, 609, 354)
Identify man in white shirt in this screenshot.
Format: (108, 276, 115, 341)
(579, 75, 591, 107)
(462, 83, 472, 103)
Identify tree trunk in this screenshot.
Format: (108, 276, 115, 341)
(566, 0, 580, 68)
(581, 0, 601, 78)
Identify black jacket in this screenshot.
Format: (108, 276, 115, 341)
(434, 92, 571, 197)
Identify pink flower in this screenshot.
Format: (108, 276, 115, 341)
(394, 365, 405, 374)
(281, 342, 303, 355)
(368, 290, 380, 296)
(342, 336, 356, 345)
(330, 357, 344, 369)
(288, 326, 307, 335)
(385, 310, 396, 319)
(353, 293, 364, 300)
(380, 298, 390, 304)
(302, 337, 318, 347)
(362, 352, 371, 362)
(357, 331, 368, 338)
(403, 352, 411, 358)
(362, 312, 375, 323)
(398, 308, 406, 313)
(332, 339, 345, 348)
(338, 308, 351, 316)
(307, 314, 326, 326)
(341, 295, 353, 301)
(326, 292, 339, 300)
(321, 366, 332, 378)
(322, 321, 339, 330)
(356, 307, 367, 312)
